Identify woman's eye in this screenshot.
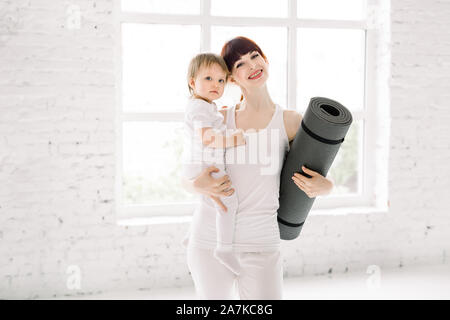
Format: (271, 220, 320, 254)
(252, 53, 259, 59)
(236, 63, 243, 68)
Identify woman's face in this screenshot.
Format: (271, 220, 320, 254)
(230, 50, 269, 90)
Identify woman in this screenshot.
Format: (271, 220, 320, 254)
(182, 36, 334, 300)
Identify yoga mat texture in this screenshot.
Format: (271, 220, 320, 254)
(278, 97, 353, 240)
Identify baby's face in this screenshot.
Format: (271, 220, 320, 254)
(190, 63, 227, 103)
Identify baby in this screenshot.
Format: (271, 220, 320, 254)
(182, 53, 245, 275)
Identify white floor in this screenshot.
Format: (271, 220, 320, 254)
(56, 264, 450, 300)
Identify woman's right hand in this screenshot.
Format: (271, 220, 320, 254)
(193, 166, 234, 212)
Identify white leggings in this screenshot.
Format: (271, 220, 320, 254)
(186, 245, 283, 300)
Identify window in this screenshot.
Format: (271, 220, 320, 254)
(116, 0, 373, 218)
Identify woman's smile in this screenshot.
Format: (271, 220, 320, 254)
(248, 69, 263, 80)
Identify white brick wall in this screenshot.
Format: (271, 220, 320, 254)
(1, 0, 449, 299)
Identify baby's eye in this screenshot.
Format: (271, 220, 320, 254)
(218, 79, 225, 83)
(205, 76, 212, 80)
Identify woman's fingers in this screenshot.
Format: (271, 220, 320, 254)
(214, 186, 234, 196)
(193, 166, 221, 195)
(221, 181, 232, 190)
(213, 180, 230, 191)
(212, 174, 232, 193)
(223, 188, 234, 196)
(293, 173, 311, 186)
(293, 179, 305, 190)
(202, 171, 233, 197)
(217, 178, 231, 188)
(292, 176, 314, 198)
(292, 175, 306, 187)
(210, 195, 227, 212)
(217, 174, 230, 185)
(207, 166, 220, 174)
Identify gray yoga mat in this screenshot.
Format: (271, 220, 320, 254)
(277, 97, 353, 240)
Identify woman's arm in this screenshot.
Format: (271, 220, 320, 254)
(180, 166, 234, 212)
(283, 110, 334, 197)
(283, 110, 302, 143)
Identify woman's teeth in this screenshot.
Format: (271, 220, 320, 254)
(249, 70, 262, 79)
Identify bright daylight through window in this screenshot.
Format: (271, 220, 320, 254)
(118, 0, 368, 216)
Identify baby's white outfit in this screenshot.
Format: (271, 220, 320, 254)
(182, 98, 240, 275)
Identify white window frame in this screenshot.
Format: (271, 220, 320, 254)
(114, 0, 378, 220)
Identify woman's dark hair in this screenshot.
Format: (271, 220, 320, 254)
(221, 36, 268, 73)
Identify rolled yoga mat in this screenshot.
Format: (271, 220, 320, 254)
(277, 97, 353, 240)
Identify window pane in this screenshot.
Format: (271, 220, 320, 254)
(211, 0, 288, 17)
(297, 28, 365, 112)
(211, 27, 287, 108)
(122, 24, 200, 113)
(298, 0, 366, 20)
(122, 122, 195, 205)
(121, 0, 200, 15)
(327, 120, 362, 195)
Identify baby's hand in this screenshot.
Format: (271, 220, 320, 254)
(234, 129, 246, 146)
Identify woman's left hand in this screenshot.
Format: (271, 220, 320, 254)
(292, 165, 334, 198)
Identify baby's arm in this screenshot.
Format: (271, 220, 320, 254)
(198, 127, 245, 149)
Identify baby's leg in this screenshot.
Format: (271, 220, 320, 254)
(210, 165, 240, 275)
(214, 209, 240, 275)
(209, 163, 238, 215)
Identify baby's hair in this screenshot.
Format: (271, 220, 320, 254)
(187, 53, 230, 95)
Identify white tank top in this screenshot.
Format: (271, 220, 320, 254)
(188, 104, 290, 252)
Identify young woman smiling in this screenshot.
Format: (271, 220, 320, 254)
(182, 37, 334, 300)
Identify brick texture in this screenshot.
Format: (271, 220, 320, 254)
(1, 0, 449, 299)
